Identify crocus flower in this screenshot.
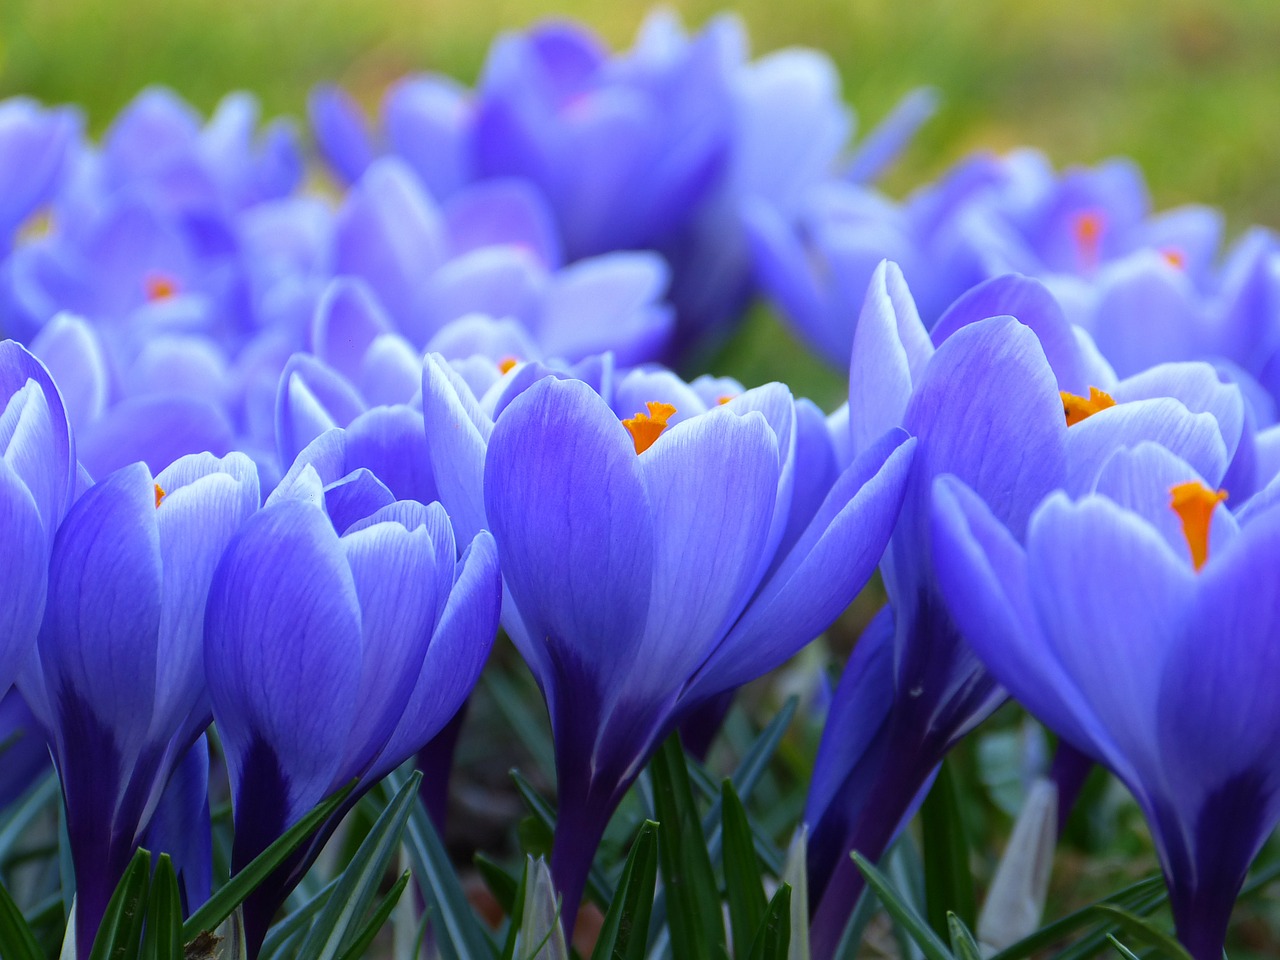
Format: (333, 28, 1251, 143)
(0, 97, 81, 252)
(0, 340, 77, 696)
(22, 452, 258, 956)
(932, 440, 1280, 960)
(805, 263, 1245, 957)
(205, 463, 500, 955)
(481, 373, 915, 931)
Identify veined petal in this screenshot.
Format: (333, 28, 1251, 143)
(633, 406, 780, 699)
(484, 376, 654, 711)
(848, 260, 932, 458)
(1065, 398, 1229, 494)
(205, 501, 362, 821)
(374, 531, 501, 781)
(1157, 507, 1280, 818)
(338, 520, 440, 780)
(422, 352, 493, 542)
(1026, 493, 1193, 793)
(688, 428, 914, 699)
(41, 462, 161, 756)
(0, 459, 46, 695)
(150, 453, 260, 741)
(1111, 362, 1244, 465)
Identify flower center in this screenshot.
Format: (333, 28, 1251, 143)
(622, 401, 676, 455)
(1072, 209, 1105, 269)
(498, 356, 518, 374)
(1060, 386, 1116, 426)
(1169, 481, 1227, 572)
(1161, 248, 1186, 270)
(154, 483, 167, 508)
(145, 272, 180, 302)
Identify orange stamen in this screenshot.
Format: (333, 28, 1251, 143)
(144, 273, 179, 302)
(1170, 481, 1227, 572)
(1072, 210, 1105, 269)
(498, 357, 518, 374)
(622, 401, 676, 455)
(1161, 248, 1187, 270)
(716, 394, 735, 405)
(1061, 387, 1116, 426)
(154, 483, 167, 508)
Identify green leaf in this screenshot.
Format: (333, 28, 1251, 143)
(650, 734, 725, 960)
(141, 855, 182, 960)
(0, 774, 58, 863)
(721, 781, 767, 960)
(298, 770, 421, 960)
(511, 770, 612, 903)
(500, 857, 531, 960)
(476, 855, 520, 918)
(1088, 905, 1192, 960)
(1053, 888, 1169, 960)
(389, 767, 497, 960)
(987, 874, 1165, 960)
(183, 780, 354, 942)
(744, 883, 791, 960)
(1107, 935, 1143, 960)
(851, 852, 952, 960)
(0, 879, 45, 960)
(336, 870, 412, 960)
(947, 913, 983, 960)
(591, 821, 659, 960)
(88, 847, 151, 960)
(921, 761, 975, 938)
(259, 878, 340, 960)
(515, 858, 567, 960)
(780, 828, 809, 960)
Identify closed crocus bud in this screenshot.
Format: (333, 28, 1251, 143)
(25, 452, 258, 957)
(0, 341, 76, 697)
(205, 469, 500, 957)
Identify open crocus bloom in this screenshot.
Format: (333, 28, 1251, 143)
(482, 373, 915, 931)
(932, 441, 1280, 960)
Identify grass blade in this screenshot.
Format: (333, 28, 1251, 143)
(921, 760, 975, 937)
(722, 781, 766, 960)
(591, 821, 659, 960)
(852, 852, 952, 960)
(336, 871, 412, 960)
(141, 854, 182, 960)
(87, 847, 151, 960)
(744, 884, 792, 960)
(0, 879, 44, 960)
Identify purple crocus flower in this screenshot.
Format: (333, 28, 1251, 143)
(21, 452, 258, 956)
(480, 372, 914, 931)
(805, 264, 1245, 956)
(205, 464, 500, 956)
(0, 98, 81, 252)
(0, 340, 77, 695)
(932, 441, 1280, 960)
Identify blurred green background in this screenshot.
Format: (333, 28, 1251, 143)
(3, 0, 1278, 227)
(2, 0, 1277, 406)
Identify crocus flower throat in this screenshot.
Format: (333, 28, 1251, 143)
(1170, 481, 1227, 571)
(622, 401, 676, 454)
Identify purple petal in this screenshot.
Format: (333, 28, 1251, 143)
(421, 354, 492, 542)
(308, 85, 375, 185)
(311, 278, 394, 383)
(444, 178, 561, 267)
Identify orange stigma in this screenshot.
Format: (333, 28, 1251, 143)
(144, 272, 179, 302)
(1061, 386, 1116, 426)
(1072, 210, 1105, 268)
(622, 401, 676, 454)
(1170, 481, 1227, 572)
(1160, 248, 1186, 270)
(154, 483, 167, 508)
(497, 356, 518, 374)
(716, 394, 735, 405)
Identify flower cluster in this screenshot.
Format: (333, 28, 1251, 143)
(2, 10, 1279, 960)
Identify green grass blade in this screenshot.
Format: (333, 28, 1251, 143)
(947, 912, 983, 960)
(335, 870, 412, 960)
(721, 781, 766, 960)
(87, 847, 151, 960)
(921, 761, 975, 937)
(259, 877, 340, 960)
(744, 884, 792, 960)
(590, 821, 659, 960)
(1107, 935, 1143, 960)
(183, 780, 355, 942)
(651, 734, 725, 960)
(298, 771, 421, 960)
(0, 879, 45, 960)
(141, 854, 182, 960)
(1088, 905, 1191, 960)
(390, 768, 497, 960)
(851, 852, 952, 960)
